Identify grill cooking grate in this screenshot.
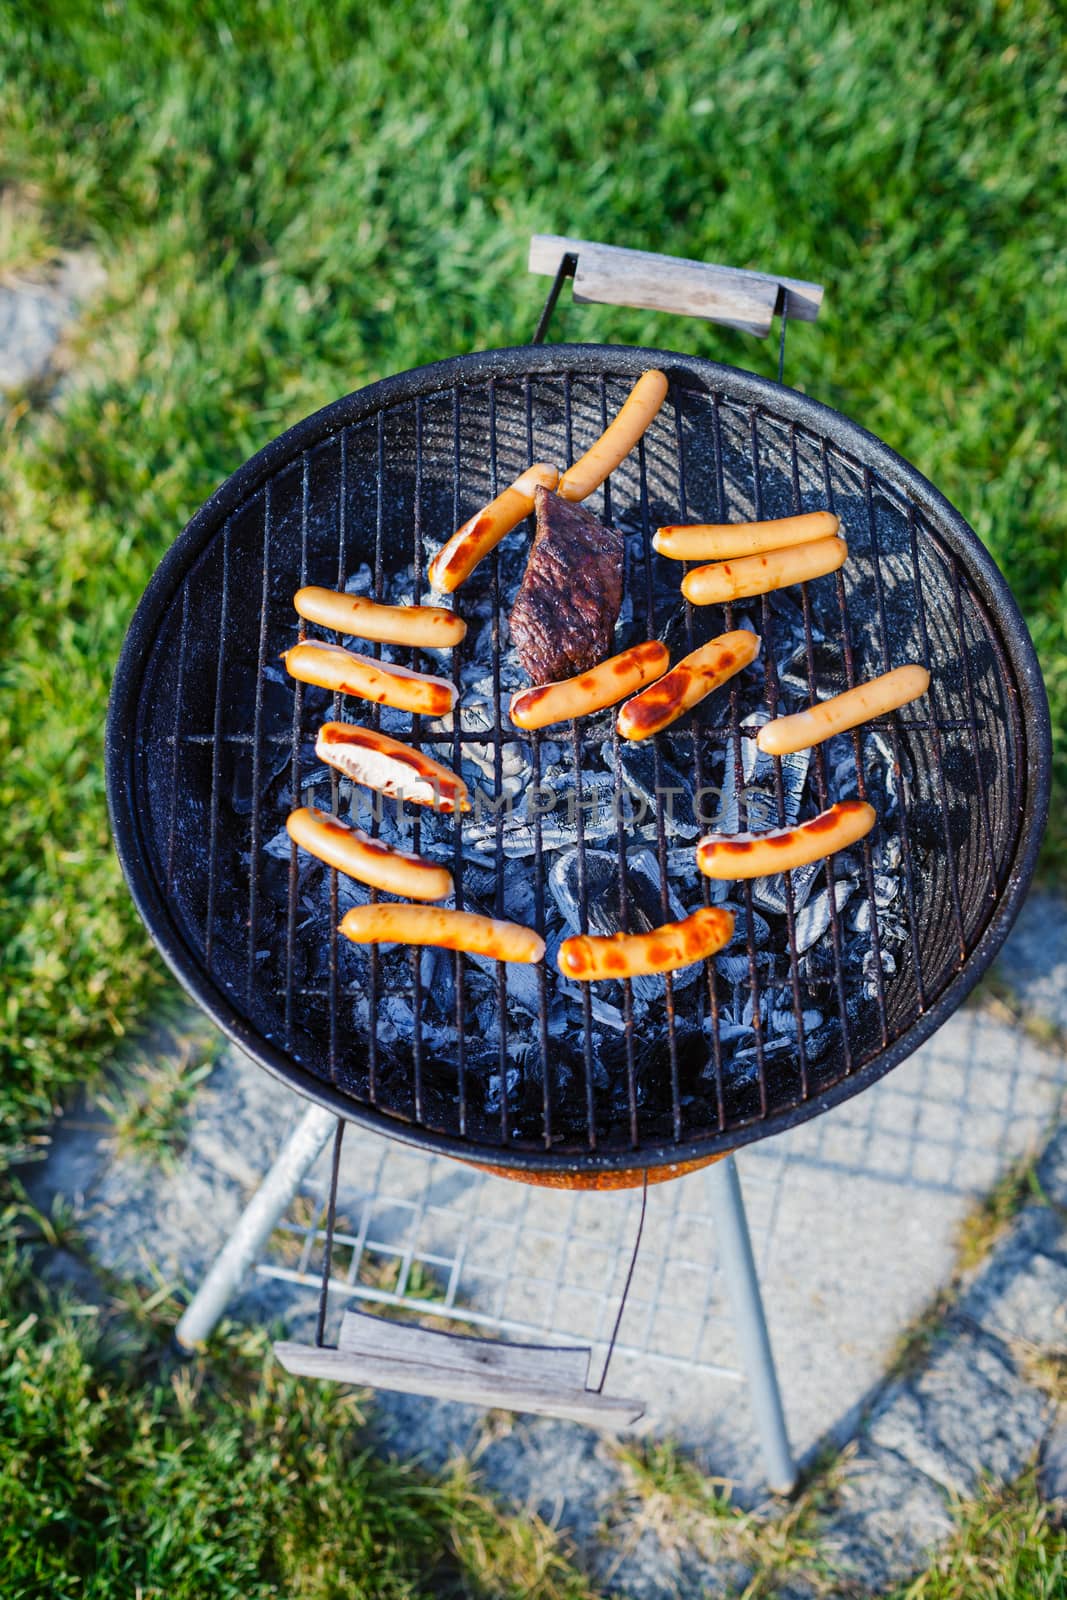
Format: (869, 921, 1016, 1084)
(110, 345, 1048, 1175)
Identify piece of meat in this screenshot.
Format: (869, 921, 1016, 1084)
(508, 487, 624, 685)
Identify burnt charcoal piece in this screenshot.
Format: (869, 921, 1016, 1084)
(509, 487, 624, 684)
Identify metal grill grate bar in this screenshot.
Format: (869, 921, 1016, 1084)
(906, 503, 967, 964)
(246, 482, 273, 1006)
(597, 389, 641, 1149)
(712, 395, 769, 1118)
(673, 392, 726, 1130)
(488, 379, 511, 1142)
(525, 376, 554, 1149)
(950, 554, 1000, 905)
(821, 440, 890, 1051)
(284, 455, 310, 1045)
(635, 423, 683, 1139)
(164, 586, 189, 894)
(450, 387, 469, 1137)
(788, 428, 853, 1067)
(204, 522, 231, 973)
(563, 376, 599, 1150)
(864, 468, 927, 1017)
(410, 396, 426, 1124)
(326, 431, 349, 1081)
(751, 410, 810, 1100)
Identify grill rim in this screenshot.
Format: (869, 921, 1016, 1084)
(106, 342, 1052, 1176)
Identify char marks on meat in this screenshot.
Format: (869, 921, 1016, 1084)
(508, 487, 624, 685)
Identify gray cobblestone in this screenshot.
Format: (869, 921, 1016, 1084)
(866, 1325, 1050, 1499)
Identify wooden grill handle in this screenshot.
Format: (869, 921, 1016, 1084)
(529, 233, 823, 338)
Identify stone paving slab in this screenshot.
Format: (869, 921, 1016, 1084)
(32, 995, 1067, 1505)
(995, 889, 1067, 1038)
(0, 251, 105, 391)
(24, 894, 1067, 1594)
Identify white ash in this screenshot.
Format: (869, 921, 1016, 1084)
(256, 526, 916, 1134)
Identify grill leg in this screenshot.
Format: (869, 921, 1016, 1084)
(174, 1102, 338, 1353)
(705, 1154, 797, 1495)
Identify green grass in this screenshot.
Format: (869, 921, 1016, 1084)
(0, 1229, 594, 1600)
(890, 1472, 1067, 1600)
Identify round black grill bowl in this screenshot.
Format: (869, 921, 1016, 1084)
(106, 344, 1050, 1179)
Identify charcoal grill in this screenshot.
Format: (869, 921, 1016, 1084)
(107, 303, 1049, 1178)
(107, 237, 1049, 1478)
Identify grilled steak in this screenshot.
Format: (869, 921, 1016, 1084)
(509, 487, 624, 684)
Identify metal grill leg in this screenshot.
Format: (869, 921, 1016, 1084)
(705, 1154, 797, 1494)
(174, 1102, 338, 1352)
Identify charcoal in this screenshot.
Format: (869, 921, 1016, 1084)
(795, 877, 856, 954)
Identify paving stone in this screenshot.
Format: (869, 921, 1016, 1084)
(1039, 1409, 1067, 1503)
(0, 251, 105, 390)
(1003, 1200, 1067, 1266)
(1037, 1124, 1067, 1211)
(866, 1325, 1050, 1498)
(818, 1443, 955, 1592)
(965, 1242, 1067, 1351)
(997, 890, 1067, 1038)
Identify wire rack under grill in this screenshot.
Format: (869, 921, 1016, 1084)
(108, 345, 1048, 1174)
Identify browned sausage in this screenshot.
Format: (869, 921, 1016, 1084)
(428, 464, 560, 593)
(558, 906, 735, 980)
(509, 640, 669, 731)
(696, 800, 876, 879)
(316, 722, 471, 813)
(616, 630, 759, 740)
(283, 640, 456, 717)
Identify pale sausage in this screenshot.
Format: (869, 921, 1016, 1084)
(654, 511, 839, 561)
(293, 587, 466, 648)
(681, 535, 848, 605)
(286, 806, 453, 900)
(756, 666, 931, 757)
(340, 904, 545, 963)
(557, 370, 669, 502)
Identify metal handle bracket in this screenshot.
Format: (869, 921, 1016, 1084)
(529, 234, 822, 338)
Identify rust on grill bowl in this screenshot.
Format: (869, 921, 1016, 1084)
(468, 1150, 729, 1189)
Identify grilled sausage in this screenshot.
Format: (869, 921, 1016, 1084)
(654, 510, 839, 561)
(557, 370, 669, 502)
(293, 586, 467, 649)
(756, 665, 931, 757)
(509, 639, 669, 731)
(617, 629, 759, 741)
(428, 463, 561, 593)
(286, 806, 453, 901)
(696, 800, 876, 879)
(681, 535, 848, 606)
(558, 906, 735, 981)
(340, 904, 545, 963)
(283, 640, 457, 717)
(316, 722, 471, 813)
